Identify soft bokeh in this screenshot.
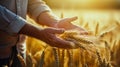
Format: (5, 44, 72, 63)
(26, 0, 120, 67)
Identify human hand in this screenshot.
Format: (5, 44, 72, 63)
(55, 16, 88, 35)
(39, 28, 77, 49)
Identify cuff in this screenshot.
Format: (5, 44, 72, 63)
(6, 16, 26, 35)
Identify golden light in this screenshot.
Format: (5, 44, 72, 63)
(45, 0, 119, 9)
(26, 1, 120, 67)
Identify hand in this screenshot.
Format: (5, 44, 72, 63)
(19, 23, 77, 49)
(39, 28, 77, 49)
(55, 16, 88, 35)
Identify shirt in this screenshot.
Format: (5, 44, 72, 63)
(0, 0, 51, 58)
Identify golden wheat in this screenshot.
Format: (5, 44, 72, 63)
(95, 22, 99, 36)
(26, 11, 120, 67)
(17, 54, 26, 67)
(53, 48, 60, 67)
(60, 31, 93, 45)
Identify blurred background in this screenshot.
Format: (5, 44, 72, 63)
(44, 0, 120, 9)
(26, 1, 120, 67)
(43, 0, 120, 31)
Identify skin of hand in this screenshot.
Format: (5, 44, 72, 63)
(19, 23, 77, 49)
(39, 28, 77, 49)
(34, 11, 88, 48)
(37, 12, 88, 35)
(55, 16, 88, 35)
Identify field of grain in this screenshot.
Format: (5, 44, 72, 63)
(25, 9, 120, 67)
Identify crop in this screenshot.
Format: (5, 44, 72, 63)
(25, 12, 120, 67)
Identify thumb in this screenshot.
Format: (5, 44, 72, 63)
(66, 16, 78, 22)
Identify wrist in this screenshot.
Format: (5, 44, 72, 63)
(52, 19, 60, 28)
(53, 22, 58, 28)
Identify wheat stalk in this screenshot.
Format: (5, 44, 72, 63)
(60, 31, 93, 45)
(63, 37, 87, 50)
(60, 49, 65, 67)
(96, 51, 103, 67)
(104, 41, 111, 61)
(83, 22, 89, 30)
(96, 51, 112, 67)
(70, 36, 93, 44)
(60, 31, 79, 38)
(53, 48, 59, 67)
(17, 54, 26, 67)
(67, 50, 73, 67)
(95, 22, 99, 36)
(61, 12, 64, 18)
(39, 50, 45, 67)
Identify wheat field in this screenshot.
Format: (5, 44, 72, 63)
(25, 10, 120, 67)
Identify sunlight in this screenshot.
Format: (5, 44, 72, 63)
(78, 0, 115, 9)
(26, 1, 120, 67)
(45, 0, 118, 9)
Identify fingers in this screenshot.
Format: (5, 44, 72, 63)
(43, 28, 78, 49)
(79, 31, 88, 35)
(66, 16, 78, 22)
(75, 27, 89, 35)
(80, 30, 88, 34)
(47, 28, 65, 34)
(49, 36, 77, 49)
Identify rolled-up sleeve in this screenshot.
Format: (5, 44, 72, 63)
(0, 5, 26, 35)
(28, 0, 51, 21)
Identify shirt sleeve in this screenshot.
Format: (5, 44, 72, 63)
(28, 0, 51, 21)
(0, 5, 26, 35)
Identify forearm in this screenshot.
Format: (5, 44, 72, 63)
(0, 5, 44, 39)
(37, 11, 59, 27)
(28, 0, 60, 27)
(19, 23, 73, 48)
(19, 23, 43, 41)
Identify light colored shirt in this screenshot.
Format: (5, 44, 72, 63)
(0, 0, 51, 57)
(0, 5, 26, 35)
